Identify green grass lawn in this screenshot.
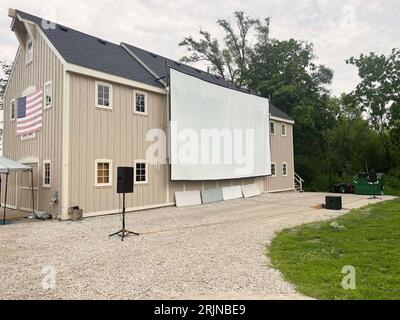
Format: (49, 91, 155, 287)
(268, 198, 400, 299)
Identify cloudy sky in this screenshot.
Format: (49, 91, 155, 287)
(0, 0, 399, 96)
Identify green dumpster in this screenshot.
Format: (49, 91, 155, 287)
(354, 172, 384, 195)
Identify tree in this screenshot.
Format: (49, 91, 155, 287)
(346, 48, 400, 168)
(179, 11, 270, 86)
(179, 11, 337, 191)
(0, 60, 12, 111)
(245, 38, 333, 115)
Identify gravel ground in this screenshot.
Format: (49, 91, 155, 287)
(0, 192, 395, 300)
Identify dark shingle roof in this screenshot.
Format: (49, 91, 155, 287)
(123, 43, 293, 121)
(16, 10, 293, 121)
(16, 10, 164, 88)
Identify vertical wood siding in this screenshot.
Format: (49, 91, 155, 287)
(264, 122, 295, 191)
(69, 73, 295, 216)
(3, 28, 64, 215)
(68, 74, 169, 214)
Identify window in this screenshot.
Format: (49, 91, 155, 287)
(281, 124, 287, 136)
(134, 160, 148, 184)
(271, 163, 276, 177)
(26, 39, 33, 64)
(134, 91, 147, 115)
(44, 81, 52, 109)
(43, 160, 51, 187)
(270, 121, 275, 135)
(21, 132, 36, 141)
(96, 82, 112, 109)
(95, 159, 112, 186)
(282, 162, 288, 176)
(10, 99, 16, 121)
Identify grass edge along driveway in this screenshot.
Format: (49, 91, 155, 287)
(268, 198, 400, 300)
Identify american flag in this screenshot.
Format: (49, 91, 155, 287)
(16, 88, 43, 136)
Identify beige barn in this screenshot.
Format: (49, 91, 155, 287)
(2, 9, 302, 220)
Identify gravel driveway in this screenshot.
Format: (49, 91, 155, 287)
(0, 192, 395, 300)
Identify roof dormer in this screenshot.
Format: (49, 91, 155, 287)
(8, 8, 36, 48)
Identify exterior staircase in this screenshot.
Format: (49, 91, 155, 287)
(294, 172, 304, 192)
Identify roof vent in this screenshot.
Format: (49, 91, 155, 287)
(215, 75, 220, 79)
(174, 61, 181, 66)
(150, 53, 158, 58)
(59, 25, 68, 32)
(195, 69, 202, 73)
(98, 39, 107, 45)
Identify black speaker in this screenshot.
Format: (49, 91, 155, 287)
(117, 167, 134, 194)
(325, 196, 342, 210)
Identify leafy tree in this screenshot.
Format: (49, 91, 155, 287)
(245, 38, 333, 115)
(179, 11, 270, 86)
(346, 49, 400, 168)
(0, 60, 12, 111)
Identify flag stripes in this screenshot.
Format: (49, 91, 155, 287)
(16, 88, 43, 136)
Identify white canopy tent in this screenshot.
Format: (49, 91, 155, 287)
(0, 156, 34, 225)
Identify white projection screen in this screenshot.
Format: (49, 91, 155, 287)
(170, 68, 271, 181)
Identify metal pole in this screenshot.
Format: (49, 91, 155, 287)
(3, 173, 8, 225)
(122, 193, 126, 231)
(31, 169, 35, 214)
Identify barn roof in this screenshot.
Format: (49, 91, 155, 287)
(16, 10, 164, 88)
(15, 9, 293, 122)
(122, 43, 293, 121)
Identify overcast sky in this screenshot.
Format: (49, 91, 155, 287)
(0, 0, 399, 96)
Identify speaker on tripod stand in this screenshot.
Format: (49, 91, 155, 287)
(109, 167, 139, 241)
(368, 170, 381, 200)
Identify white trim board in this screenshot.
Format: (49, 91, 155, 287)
(264, 188, 296, 193)
(66, 64, 166, 95)
(82, 202, 174, 219)
(0, 203, 17, 210)
(61, 70, 70, 220)
(270, 115, 295, 125)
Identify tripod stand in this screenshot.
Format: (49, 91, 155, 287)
(109, 193, 139, 241)
(368, 182, 382, 200)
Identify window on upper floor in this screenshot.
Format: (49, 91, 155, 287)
(96, 82, 112, 109)
(270, 121, 275, 135)
(134, 91, 147, 115)
(10, 99, 16, 121)
(26, 39, 33, 64)
(281, 124, 287, 136)
(44, 81, 52, 109)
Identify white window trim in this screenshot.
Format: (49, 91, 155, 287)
(95, 159, 113, 187)
(43, 81, 53, 110)
(21, 132, 36, 141)
(134, 160, 148, 185)
(10, 99, 16, 121)
(281, 124, 287, 137)
(43, 160, 51, 188)
(95, 81, 113, 110)
(26, 38, 33, 65)
(282, 162, 288, 177)
(271, 162, 277, 177)
(270, 121, 275, 135)
(133, 90, 148, 115)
